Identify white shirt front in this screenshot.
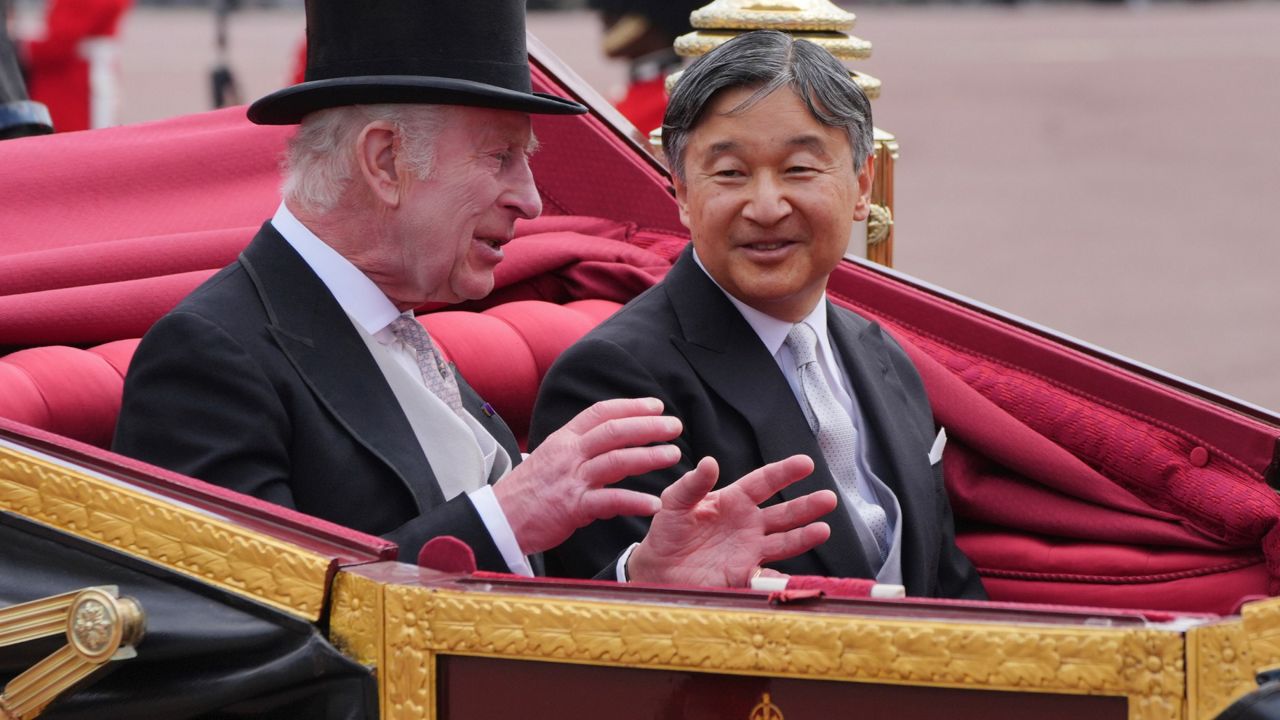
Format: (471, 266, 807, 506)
(617, 251, 904, 583)
(272, 203, 532, 576)
(691, 250, 891, 512)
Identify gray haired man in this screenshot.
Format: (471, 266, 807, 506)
(532, 30, 986, 597)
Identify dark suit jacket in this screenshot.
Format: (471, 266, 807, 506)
(113, 223, 524, 569)
(530, 248, 985, 599)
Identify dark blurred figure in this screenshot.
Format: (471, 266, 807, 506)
(18, 0, 132, 132)
(591, 0, 701, 133)
(1216, 671, 1280, 720)
(0, 0, 52, 138)
(210, 0, 241, 107)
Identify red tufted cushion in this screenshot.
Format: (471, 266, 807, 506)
(0, 342, 135, 448)
(427, 299, 623, 449)
(0, 303, 621, 453)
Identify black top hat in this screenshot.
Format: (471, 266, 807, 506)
(248, 0, 586, 125)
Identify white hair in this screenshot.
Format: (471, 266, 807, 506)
(282, 104, 450, 213)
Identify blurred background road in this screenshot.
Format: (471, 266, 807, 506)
(12, 1, 1280, 412)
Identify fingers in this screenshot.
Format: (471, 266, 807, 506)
(759, 489, 838, 534)
(562, 397, 665, 434)
(577, 414, 683, 457)
(760, 522, 832, 565)
(581, 487, 662, 520)
(732, 454, 815, 506)
(578, 445, 681, 487)
(660, 456, 719, 511)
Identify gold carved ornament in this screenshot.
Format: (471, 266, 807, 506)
(867, 204, 894, 247)
(749, 692, 784, 720)
(0, 587, 144, 720)
(0, 444, 333, 620)
(375, 587, 1187, 720)
(1187, 620, 1256, 720)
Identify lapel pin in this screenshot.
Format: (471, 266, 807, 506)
(481, 402, 496, 418)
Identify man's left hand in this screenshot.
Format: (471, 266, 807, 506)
(625, 454, 837, 587)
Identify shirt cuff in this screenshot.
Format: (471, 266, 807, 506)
(615, 542, 640, 583)
(467, 485, 534, 577)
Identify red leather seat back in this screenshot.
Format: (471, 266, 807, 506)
(0, 340, 139, 448)
(0, 303, 622, 453)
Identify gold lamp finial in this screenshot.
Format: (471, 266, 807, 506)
(691, 0, 857, 32)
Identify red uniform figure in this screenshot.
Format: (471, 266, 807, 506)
(23, 0, 132, 132)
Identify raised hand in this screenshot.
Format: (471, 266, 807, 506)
(626, 455, 837, 588)
(495, 397, 682, 555)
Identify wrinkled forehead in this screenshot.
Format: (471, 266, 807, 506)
(441, 105, 538, 149)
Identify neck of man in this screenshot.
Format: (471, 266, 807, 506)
(284, 196, 409, 308)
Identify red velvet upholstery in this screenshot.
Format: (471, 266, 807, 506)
(825, 264, 1280, 613)
(0, 300, 623, 454)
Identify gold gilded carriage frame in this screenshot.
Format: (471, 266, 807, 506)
(0, 432, 1272, 720)
(328, 561, 1269, 720)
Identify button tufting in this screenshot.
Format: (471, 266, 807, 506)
(1189, 446, 1209, 467)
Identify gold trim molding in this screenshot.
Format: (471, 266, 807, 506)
(1187, 620, 1255, 720)
(331, 571, 384, 669)
(1243, 595, 1280, 674)
(377, 586, 1187, 720)
(0, 444, 332, 620)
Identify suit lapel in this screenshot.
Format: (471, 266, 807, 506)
(663, 251, 871, 579)
(828, 306, 937, 594)
(237, 224, 444, 512)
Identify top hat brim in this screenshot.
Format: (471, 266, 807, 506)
(247, 75, 587, 125)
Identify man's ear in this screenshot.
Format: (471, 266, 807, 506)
(672, 175, 692, 230)
(851, 153, 876, 223)
(355, 121, 401, 208)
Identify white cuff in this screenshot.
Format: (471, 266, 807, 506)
(467, 485, 534, 577)
(615, 542, 640, 582)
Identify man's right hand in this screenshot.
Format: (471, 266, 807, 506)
(494, 397, 682, 555)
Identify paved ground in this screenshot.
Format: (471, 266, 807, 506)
(15, 2, 1279, 413)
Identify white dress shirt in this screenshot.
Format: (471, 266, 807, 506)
(272, 203, 533, 576)
(691, 250, 891, 515)
(615, 250, 902, 582)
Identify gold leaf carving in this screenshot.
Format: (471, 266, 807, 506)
(0, 444, 332, 619)
(944, 630, 1003, 684)
(330, 571, 383, 669)
(999, 633, 1062, 687)
(1189, 621, 1255, 720)
(1244, 597, 1280, 671)
(1057, 635, 1121, 691)
(838, 624, 897, 678)
(617, 609, 679, 665)
(377, 587, 1187, 720)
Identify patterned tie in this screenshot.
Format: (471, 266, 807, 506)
(388, 315, 467, 419)
(785, 322, 890, 560)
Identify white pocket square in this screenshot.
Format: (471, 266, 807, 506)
(928, 427, 947, 465)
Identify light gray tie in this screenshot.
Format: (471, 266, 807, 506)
(389, 315, 467, 419)
(785, 321, 890, 561)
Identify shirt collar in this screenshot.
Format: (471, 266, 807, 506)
(271, 203, 403, 335)
(691, 248, 830, 356)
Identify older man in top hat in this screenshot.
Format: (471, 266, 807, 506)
(113, 0, 836, 584)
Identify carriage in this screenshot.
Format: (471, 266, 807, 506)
(1, 4, 1278, 718)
